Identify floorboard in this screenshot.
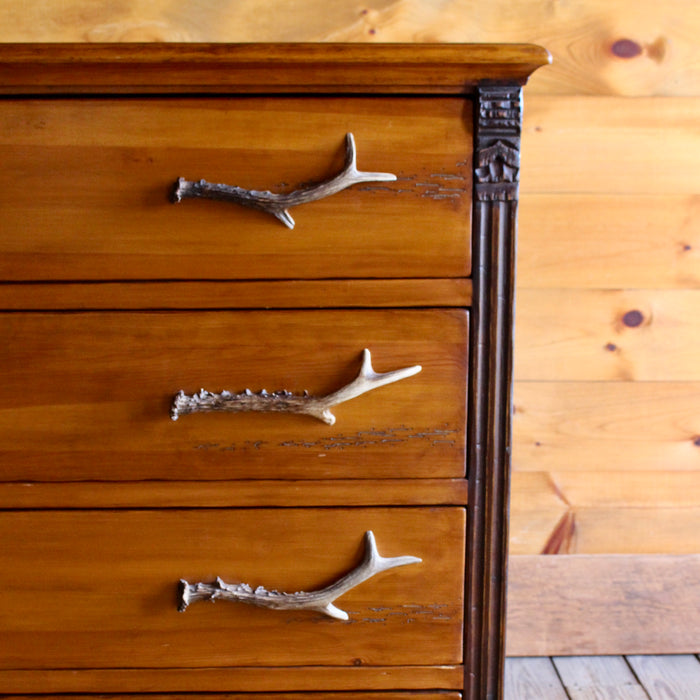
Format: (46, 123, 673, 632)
(504, 657, 569, 699)
(505, 655, 700, 699)
(553, 656, 649, 699)
(626, 655, 700, 700)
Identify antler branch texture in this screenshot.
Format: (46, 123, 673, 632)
(178, 530, 421, 620)
(171, 348, 421, 425)
(171, 133, 397, 229)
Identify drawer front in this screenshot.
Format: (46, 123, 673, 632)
(0, 309, 467, 481)
(0, 507, 464, 669)
(0, 96, 471, 281)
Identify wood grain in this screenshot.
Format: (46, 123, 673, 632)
(0, 695, 462, 700)
(0, 1, 697, 97)
(510, 471, 700, 555)
(552, 656, 649, 700)
(0, 665, 463, 694)
(0, 309, 467, 481)
(626, 654, 700, 699)
(506, 554, 700, 656)
(518, 194, 700, 289)
(504, 657, 568, 699)
(0, 96, 472, 281)
(572, 506, 700, 555)
(0, 280, 471, 310)
(0, 507, 465, 670)
(0, 42, 550, 93)
(515, 290, 700, 381)
(513, 381, 700, 472)
(508, 472, 570, 555)
(521, 97, 700, 195)
(0, 479, 469, 509)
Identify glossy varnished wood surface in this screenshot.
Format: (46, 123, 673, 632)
(0, 279, 472, 310)
(0, 479, 469, 509)
(0, 507, 464, 669)
(0, 309, 467, 480)
(0, 695, 462, 700)
(0, 666, 464, 694)
(0, 43, 550, 93)
(0, 96, 471, 281)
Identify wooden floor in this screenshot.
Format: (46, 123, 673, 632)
(505, 655, 700, 699)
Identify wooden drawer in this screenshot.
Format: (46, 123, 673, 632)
(0, 507, 464, 670)
(0, 96, 471, 281)
(0, 308, 467, 481)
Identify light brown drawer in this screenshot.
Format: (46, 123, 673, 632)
(0, 96, 471, 281)
(0, 507, 465, 670)
(0, 308, 467, 481)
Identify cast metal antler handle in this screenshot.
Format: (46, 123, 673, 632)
(171, 348, 421, 425)
(178, 530, 421, 620)
(171, 133, 397, 229)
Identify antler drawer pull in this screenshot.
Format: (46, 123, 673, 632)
(178, 530, 421, 620)
(171, 133, 397, 229)
(171, 348, 421, 425)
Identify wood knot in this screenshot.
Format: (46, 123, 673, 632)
(622, 310, 645, 328)
(611, 39, 643, 59)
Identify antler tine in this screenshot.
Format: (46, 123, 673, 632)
(171, 348, 421, 425)
(172, 133, 396, 229)
(178, 530, 422, 621)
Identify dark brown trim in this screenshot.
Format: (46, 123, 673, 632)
(466, 85, 521, 699)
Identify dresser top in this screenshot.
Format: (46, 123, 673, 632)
(0, 42, 550, 94)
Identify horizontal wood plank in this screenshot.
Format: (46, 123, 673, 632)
(517, 194, 700, 289)
(0, 665, 463, 694)
(573, 505, 700, 554)
(549, 470, 700, 507)
(510, 471, 700, 555)
(514, 291, 700, 381)
(0, 279, 471, 310)
(506, 554, 700, 656)
(513, 381, 700, 471)
(521, 96, 700, 195)
(0, 479, 469, 509)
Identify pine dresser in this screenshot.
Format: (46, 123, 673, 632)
(0, 43, 549, 699)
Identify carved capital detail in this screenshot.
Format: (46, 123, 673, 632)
(475, 86, 522, 202)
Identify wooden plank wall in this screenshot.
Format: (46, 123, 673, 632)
(2, 0, 699, 656)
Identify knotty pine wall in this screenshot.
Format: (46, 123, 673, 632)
(2, 0, 699, 656)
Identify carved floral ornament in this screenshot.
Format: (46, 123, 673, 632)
(475, 140, 520, 186)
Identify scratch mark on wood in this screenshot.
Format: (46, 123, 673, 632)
(193, 426, 459, 454)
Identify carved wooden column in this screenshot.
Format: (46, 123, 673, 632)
(466, 85, 522, 700)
